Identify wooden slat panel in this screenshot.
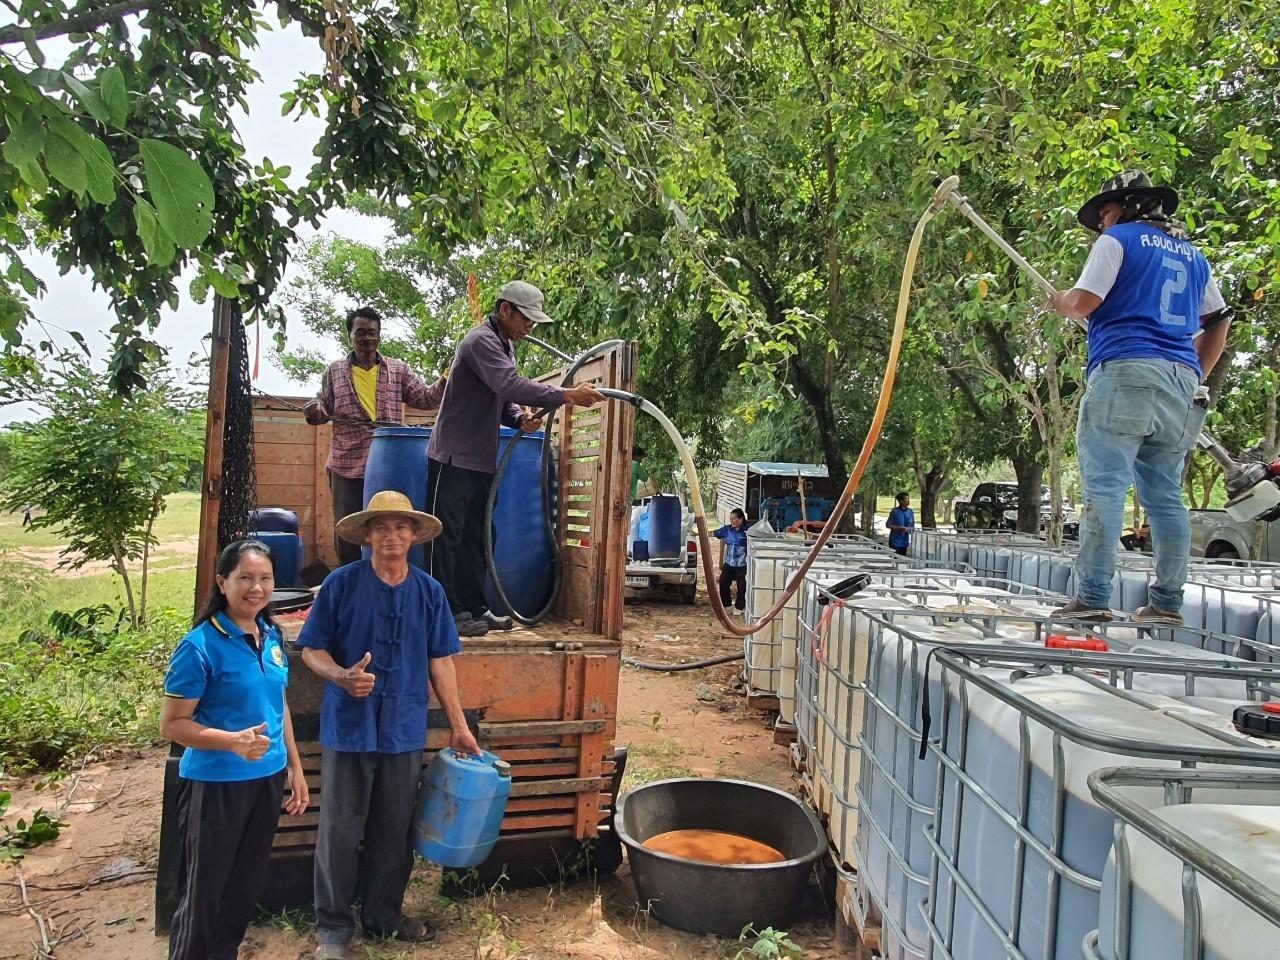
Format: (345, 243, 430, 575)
(255, 462, 315, 486)
(574, 655, 610, 837)
(500, 813, 576, 832)
(255, 445, 316, 467)
(254, 421, 316, 445)
(257, 483, 321, 506)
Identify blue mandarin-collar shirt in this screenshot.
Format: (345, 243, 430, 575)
(164, 612, 289, 781)
(296, 560, 462, 753)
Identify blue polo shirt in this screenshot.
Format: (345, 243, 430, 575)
(296, 560, 462, 754)
(714, 524, 748, 567)
(887, 506, 914, 550)
(164, 612, 289, 782)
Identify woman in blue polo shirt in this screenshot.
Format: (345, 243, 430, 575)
(713, 508, 749, 616)
(160, 540, 309, 960)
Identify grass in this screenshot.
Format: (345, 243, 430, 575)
(621, 739, 697, 790)
(0, 491, 202, 551)
(6, 567, 195, 634)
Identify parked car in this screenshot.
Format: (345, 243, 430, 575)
(955, 482, 1079, 536)
(1189, 510, 1279, 561)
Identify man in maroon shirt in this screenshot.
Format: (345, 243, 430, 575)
(304, 307, 445, 566)
(426, 281, 605, 636)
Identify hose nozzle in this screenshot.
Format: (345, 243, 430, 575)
(930, 175, 962, 213)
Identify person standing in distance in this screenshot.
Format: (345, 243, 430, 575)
(886, 492, 915, 556)
(1048, 171, 1231, 625)
(426, 281, 605, 636)
(712, 508, 749, 616)
(304, 306, 445, 566)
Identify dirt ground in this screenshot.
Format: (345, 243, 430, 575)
(0, 595, 842, 960)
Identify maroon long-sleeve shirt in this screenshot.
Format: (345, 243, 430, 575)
(427, 319, 566, 474)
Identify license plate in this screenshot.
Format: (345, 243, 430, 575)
(626, 576, 652, 588)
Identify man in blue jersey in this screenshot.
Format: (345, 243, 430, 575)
(1048, 171, 1231, 625)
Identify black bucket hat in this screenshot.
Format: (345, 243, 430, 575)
(1076, 170, 1179, 233)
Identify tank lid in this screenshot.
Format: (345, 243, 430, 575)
(493, 760, 512, 778)
(1232, 703, 1280, 740)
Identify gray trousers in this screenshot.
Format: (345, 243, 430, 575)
(314, 749, 422, 945)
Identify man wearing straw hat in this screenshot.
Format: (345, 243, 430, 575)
(1047, 171, 1232, 626)
(298, 491, 481, 959)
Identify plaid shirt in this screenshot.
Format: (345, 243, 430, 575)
(318, 353, 445, 478)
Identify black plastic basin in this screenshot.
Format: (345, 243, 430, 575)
(615, 778, 826, 936)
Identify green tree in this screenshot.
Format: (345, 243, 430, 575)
(0, 354, 202, 625)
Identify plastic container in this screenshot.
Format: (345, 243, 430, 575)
(482, 428, 557, 619)
(248, 507, 299, 533)
(631, 539, 649, 562)
(615, 778, 825, 936)
(1088, 768, 1280, 960)
(413, 748, 512, 868)
(646, 494, 683, 559)
(249, 530, 303, 587)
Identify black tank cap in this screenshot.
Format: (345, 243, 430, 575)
(1232, 702, 1280, 741)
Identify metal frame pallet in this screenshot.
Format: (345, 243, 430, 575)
(743, 681, 781, 713)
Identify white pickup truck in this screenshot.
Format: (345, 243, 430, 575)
(1189, 511, 1279, 561)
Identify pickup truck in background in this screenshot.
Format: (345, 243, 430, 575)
(1189, 510, 1279, 561)
(954, 482, 1079, 538)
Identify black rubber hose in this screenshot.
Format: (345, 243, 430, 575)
(621, 652, 745, 671)
(484, 339, 625, 625)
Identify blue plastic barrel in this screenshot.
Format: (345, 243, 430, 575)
(413, 749, 512, 868)
(363, 427, 432, 568)
(647, 494, 683, 559)
(248, 507, 298, 533)
(483, 428, 557, 617)
(249, 530, 303, 587)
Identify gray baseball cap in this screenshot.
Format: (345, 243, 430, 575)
(497, 280, 554, 323)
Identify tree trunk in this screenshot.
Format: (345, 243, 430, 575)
(140, 499, 160, 625)
(860, 488, 877, 537)
(113, 544, 139, 629)
(791, 359, 848, 492)
(910, 439, 949, 528)
(1011, 458, 1044, 535)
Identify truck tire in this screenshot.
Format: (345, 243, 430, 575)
(680, 585, 697, 605)
(1207, 542, 1241, 560)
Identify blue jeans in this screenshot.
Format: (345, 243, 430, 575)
(1073, 359, 1207, 612)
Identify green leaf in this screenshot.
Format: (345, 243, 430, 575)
(14, 158, 48, 193)
(139, 139, 214, 249)
(79, 134, 117, 204)
(44, 132, 88, 195)
(133, 200, 176, 266)
(1, 107, 45, 166)
(100, 66, 128, 128)
(60, 72, 111, 125)
(22, 30, 44, 67)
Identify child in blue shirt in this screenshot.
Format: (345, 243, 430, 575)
(713, 508, 749, 615)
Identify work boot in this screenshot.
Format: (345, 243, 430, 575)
(476, 608, 514, 631)
(453, 611, 490, 638)
(1133, 605, 1184, 626)
(1050, 597, 1113, 622)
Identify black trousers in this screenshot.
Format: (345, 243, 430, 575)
(329, 471, 365, 567)
(314, 749, 423, 945)
(719, 563, 747, 610)
(167, 771, 285, 960)
(425, 458, 493, 617)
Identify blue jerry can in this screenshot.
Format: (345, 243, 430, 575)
(413, 749, 512, 868)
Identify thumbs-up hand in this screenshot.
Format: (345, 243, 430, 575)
(232, 722, 271, 761)
(340, 652, 376, 698)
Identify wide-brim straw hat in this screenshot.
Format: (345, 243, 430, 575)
(336, 490, 443, 545)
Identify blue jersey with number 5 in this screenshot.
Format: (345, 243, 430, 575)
(1085, 222, 1209, 378)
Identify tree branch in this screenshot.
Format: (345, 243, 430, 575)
(0, 1, 153, 45)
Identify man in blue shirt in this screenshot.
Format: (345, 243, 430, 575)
(887, 492, 915, 556)
(298, 491, 481, 960)
(1048, 171, 1231, 626)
